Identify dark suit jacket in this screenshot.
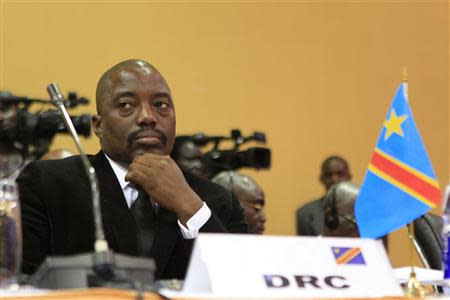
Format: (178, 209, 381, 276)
(296, 197, 325, 236)
(17, 151, 247, 279)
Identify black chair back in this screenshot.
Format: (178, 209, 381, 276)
(413, 213, 443, 270)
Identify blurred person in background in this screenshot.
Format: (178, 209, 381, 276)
(0, 92, 23, 178)
(322, 181, 388, 249)
(322, 181, 359, 237)
(212, 171, 266, 234)
(170, 136, 209, 178)
(296, 155, 352, 236)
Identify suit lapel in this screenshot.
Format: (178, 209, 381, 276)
(89, 151, 138, 255)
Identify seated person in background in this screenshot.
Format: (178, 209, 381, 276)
(323, 181, 359, 237)
(170, 136, 209, 178)
(296, 155, 352, 236)
(17, 59, 247, 279)
(322, 182, 388, 249)
(212, 171, 266, 234)
(40, 149, 74, 160)
(0, 93, 23, 178)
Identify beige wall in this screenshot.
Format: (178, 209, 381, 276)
(2, 1, 448, 268)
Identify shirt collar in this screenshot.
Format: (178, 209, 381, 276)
(104, 153, 129, 190)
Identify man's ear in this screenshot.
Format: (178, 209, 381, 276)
(319, 174, 325, 185)
(92, 115, 102, 138)
(347, 173, 353, 181)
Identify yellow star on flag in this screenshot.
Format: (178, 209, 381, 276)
(383, 109, 408, 141)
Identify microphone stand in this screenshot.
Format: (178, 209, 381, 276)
(47, 83, 114, 278)
(27, 83, 155, 290)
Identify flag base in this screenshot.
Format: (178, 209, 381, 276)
(404, 270, 425, 298)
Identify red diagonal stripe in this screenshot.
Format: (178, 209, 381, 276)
(371, 151, 440, 205)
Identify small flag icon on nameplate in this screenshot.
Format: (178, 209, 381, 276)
(332, 247, 366, 265)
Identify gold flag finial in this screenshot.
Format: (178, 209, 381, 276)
(402, 67, 408, 83)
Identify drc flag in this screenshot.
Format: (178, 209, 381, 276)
(355, 83, 441, 238)
(332, 247, 366, 265)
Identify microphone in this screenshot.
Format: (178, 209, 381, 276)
(47, 83, 111, 277)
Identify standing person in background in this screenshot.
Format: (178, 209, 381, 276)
(296, 155, 352, 236)
(212, 171, 266, 234)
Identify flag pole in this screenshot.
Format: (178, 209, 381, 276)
(402, 67, 408, 101)
(402, 67, 425, 297)
(405, 224, 425, 297)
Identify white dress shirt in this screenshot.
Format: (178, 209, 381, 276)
(105, 154, 211, 239)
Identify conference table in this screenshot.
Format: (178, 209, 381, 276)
(3, 288, 158, 300)
(0, 288, 434, 300)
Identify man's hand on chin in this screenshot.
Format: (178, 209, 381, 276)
(125, 153, 203, 225)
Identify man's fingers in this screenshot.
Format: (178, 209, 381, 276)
(125, 168, 151, 183)
(133, 153, 171, 168)
(132, 155, 157, 168)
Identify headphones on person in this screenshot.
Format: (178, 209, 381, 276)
(324, 186, 339, 230)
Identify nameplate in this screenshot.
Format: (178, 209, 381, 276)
(183, 234, 403, 297)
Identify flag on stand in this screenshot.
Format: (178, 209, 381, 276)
(355, 83, 441, 238)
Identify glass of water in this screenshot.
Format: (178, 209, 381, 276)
(0, 178, 22, 289)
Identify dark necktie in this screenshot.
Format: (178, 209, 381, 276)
(131, 189, 157, 256)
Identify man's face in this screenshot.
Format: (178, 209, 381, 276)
(93, 64, 175, 166)
(0, 102, 18, 141)
(235, 185, 266, 234)
(321, 159, 351, 191)
(176, 141, 208, 178)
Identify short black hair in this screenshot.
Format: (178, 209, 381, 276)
(321, 155, 349, 174)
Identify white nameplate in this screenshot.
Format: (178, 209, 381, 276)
(183, 234, 403, 298)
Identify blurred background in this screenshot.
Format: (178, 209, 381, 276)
(1, 1, 448, 267)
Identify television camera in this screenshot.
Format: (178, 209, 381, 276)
(0, 91, 91, 160)
(180, 129, 271, 178)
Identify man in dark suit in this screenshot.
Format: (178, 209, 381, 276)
(17, 59, 247, 280)
(296, 156, 351, 235)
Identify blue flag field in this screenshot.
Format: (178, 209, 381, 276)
(355, 83, 441, 238)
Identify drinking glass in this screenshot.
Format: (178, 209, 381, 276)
(0, 178, 22, 289)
